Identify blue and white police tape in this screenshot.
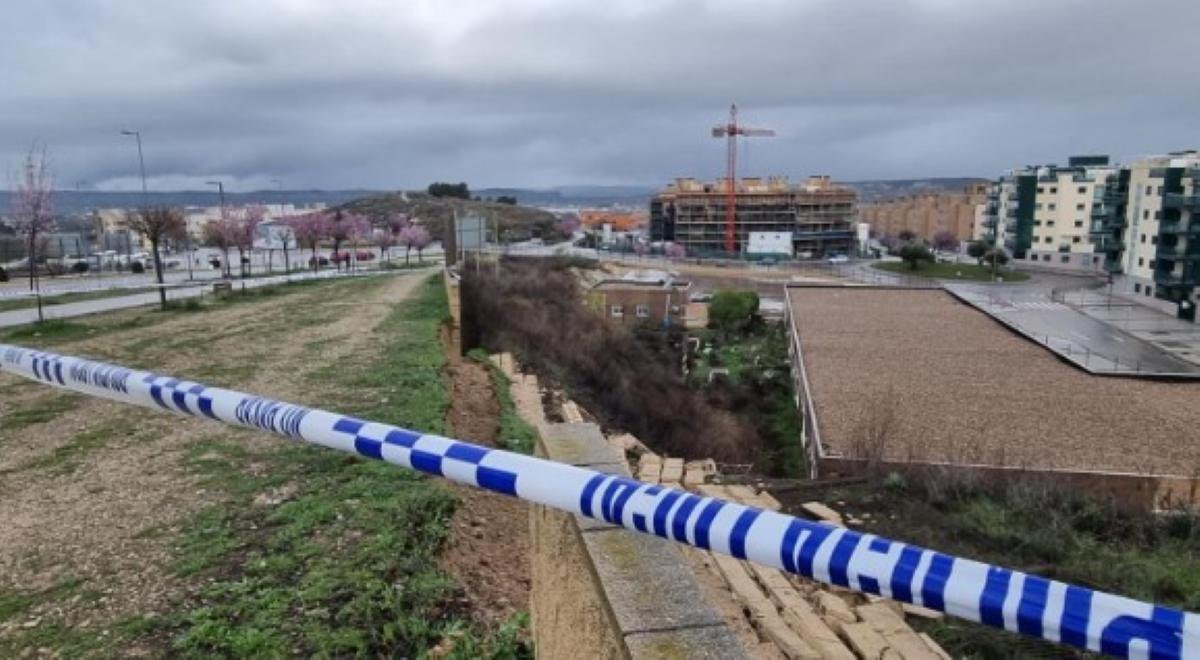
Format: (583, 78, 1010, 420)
(0, 343, 1195, 659)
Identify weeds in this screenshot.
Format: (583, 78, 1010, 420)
(467, 348, 537, 454)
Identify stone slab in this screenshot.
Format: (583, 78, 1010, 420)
(581, 528, 729, 634)
(625, 624, 750, 660)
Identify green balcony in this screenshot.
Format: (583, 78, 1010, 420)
(1164, 194, 1200, 210)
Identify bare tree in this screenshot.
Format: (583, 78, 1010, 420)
(10, 145, 55, 322)
(850, 387, 899, 473)
(122, 206, 186, 310)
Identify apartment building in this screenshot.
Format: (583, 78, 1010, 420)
(649, 176, 856, 257)
(979, 156, 1112, 273)
(861, 183, 987, 243)
(1093, 151, 1200, 320)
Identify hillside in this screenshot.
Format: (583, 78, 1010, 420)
(341, 192, 559, 243)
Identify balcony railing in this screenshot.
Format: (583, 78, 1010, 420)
(1159, 221, 1200, 236)
(1164, 194, 1200, 210)
(1155, 243, 1200, 262)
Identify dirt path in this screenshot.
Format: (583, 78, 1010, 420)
(0, 273, 426, 642)
(440, 350, 532, 628)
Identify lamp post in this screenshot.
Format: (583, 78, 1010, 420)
(121, 129, 152, 288)
(207, 180, 227, 277)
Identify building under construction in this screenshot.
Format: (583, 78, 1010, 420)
(649, 175, 857, 256)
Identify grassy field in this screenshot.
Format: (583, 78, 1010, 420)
(873, 260, 1030, 282)
(0, 274, 530, 658)
(802, 476, 1200, 657)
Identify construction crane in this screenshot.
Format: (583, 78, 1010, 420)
(712, 104, 775, 253)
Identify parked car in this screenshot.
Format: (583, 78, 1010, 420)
(827, 254, 849, 264)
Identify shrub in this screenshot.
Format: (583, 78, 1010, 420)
(130, 261, 146, 274)
(983, 247, 1010, 267)
(709, 290, 759, 335)
(0, 266, 8, 282)
(898, 243, 933, 270)
(71, 260, 89, 273)
(461, 259, 756, 462)
(967, 240, 988, 263)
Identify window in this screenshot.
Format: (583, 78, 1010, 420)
(1037, 187, 1045, 193)
(1146, 185, 1153, 195)
(1061, 255, 1071, 263)
(1150, 260, 1156, 268)
(1157, 186, 1163, 195)
(1076, 203, 1085, 211)
(1155, 210, 1162, 220)
(1139, 257, 1145, 266)
(1050, 187, 1058, 194)
(610, 305, 624, 318)
(1146, 287, 1153, 297)
(1034, 220, 1042, 226)
(1032, 234, 1040, 242)
(1035, 202, 1043, 210)
(1048, 203, 1057, 211)
(1135, 283, 1142, 293)
(1044, 237, 1053, 243)
(1078, 187, 1087, 194)
(1072, 237, 1081, 243)
(1046, 220, 1055, 227)
(1141, 234, 1147, 243)
(635, 304, 650, 318)
(1043, 254, 1051, 261)
(1144, 210, 1150, 220)
(1074, 220, 1084, 227)
(1152, 236, 1158, 245)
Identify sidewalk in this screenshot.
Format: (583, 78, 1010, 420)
(1055, 288, 1200, 367)
(946, 286, 1200, 377)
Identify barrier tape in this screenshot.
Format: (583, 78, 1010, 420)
(0, 344, 1195, 658)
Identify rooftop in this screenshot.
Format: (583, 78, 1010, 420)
(787, 286, 1200, 475)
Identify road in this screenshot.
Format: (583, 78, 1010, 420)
(0, 268, 432, 329)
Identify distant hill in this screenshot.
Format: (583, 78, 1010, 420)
(474, 185, 654, 208)
(340, 192, 560, 243)
(844, 178, 988, 203)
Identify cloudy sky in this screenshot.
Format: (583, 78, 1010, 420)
(2, 0, 1197, 191)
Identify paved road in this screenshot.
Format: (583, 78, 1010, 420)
(0, 268, 432, 329)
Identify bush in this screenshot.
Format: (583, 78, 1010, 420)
(966, 240, 988, 263)
(71, 261, 89, 273)
(0, 266, 8, 282)
(130, 261, 146, 274)
(898, 243, 934, 270)
(356, 251, 375, 261)
(983, 247, 1010, 267)
(709, 290, 759, 335)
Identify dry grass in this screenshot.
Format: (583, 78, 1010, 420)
(790, 287, 1200, 475)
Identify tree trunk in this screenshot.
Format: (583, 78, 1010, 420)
(283, 245, 290, 273)
(152, 237, 168, 311)
(312, 246, 319, 272)
(405, 246, 411, 266)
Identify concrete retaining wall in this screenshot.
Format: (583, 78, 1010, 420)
(531, 422, 748, 659)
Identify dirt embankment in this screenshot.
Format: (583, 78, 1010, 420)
(439, 343, 531, 628)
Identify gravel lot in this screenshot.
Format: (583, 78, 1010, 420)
(789, 287, 1200, 475)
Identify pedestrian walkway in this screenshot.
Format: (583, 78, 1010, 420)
(946, 286, 1200, 377)
(1055, 289, 1200, 367)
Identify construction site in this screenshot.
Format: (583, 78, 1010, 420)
(649, 176, 858, 257)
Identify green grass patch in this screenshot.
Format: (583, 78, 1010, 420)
(150, 274, 530, 658)
(0, 393, 82, 433)
(872, 260, 1030, 282)
(467, 348, 537, 454)
(3, 418, 140, 477)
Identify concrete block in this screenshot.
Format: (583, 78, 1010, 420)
(581, 528, 727, 633)
(709, 554, 819, 660)
(625, 625, 750, 660)
(918, 632, 952, 660)
(815, 591, 858, 626)
(542, 423, 620, 466)
(901, 603, 945, 621)
(801, 501, 844, 526)
(561, 399, 585, 423)
(838, 622, 900, 660)
(661, 457, 685, 484)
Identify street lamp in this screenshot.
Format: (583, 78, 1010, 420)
(207, 180, 228, 278)
(120, 130, 149, 207)
(271, 178, 284, 218)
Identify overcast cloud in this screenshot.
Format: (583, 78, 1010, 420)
(2, 0, 1198, 191)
